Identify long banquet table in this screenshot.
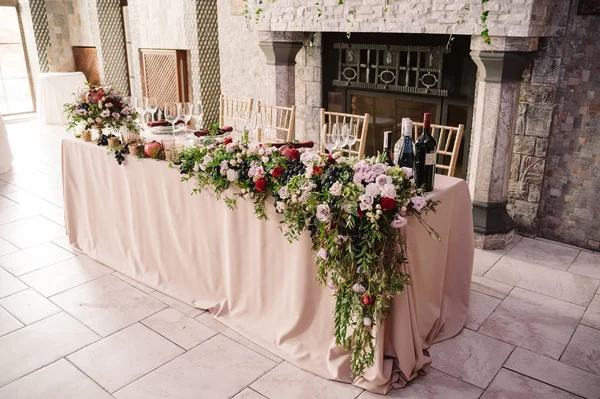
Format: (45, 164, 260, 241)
(62, 136, 474, 394)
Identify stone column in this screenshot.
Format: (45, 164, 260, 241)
(468, 37, 536, 249)
(258, 32, 303, 107)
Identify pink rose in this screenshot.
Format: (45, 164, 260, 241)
(380, 183, 396, 199)
(390, 214, 408, 229)
(365, 183, 381, 197)
(317, 249, 328, 260)
(363, 170, 376, 183)
(411, 196, 427, 212)
(376, 174, 393, 187)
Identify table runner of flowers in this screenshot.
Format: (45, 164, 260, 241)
(177, 137, 439, 376)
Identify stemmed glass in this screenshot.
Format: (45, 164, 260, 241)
(178, 102, 193, 131)
(164, 102, 178, 137)
(346, 123, 358, 149)
(132, 97, 145, 126)
(322, 123, 339, 153)
(145, 97, 157, 122)
(192, 102, 203, 130)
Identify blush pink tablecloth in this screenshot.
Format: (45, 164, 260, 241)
(62, 137, 474, 394)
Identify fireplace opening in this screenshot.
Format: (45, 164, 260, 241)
(323, 33, 475, 178)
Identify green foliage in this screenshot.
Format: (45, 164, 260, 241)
(178, 138, 439, 376)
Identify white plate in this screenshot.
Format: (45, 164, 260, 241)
(148, 124, 186, 134)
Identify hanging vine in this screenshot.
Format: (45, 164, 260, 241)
(244, 0, 492, 45)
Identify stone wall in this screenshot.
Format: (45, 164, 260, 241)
(254, 0, 553, 37)
(537, 0, 600, 250)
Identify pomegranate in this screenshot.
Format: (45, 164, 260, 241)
(144, 140, 162, 158)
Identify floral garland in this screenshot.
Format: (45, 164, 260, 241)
(179, 136, 439, 376)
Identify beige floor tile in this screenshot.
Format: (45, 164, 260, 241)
(114, 335, 277, 399)
(0, 215, 64, 249)
(505, 348, 600, 399)
(473, 249, 503, 276)
(429, 328, 513, 389)
(142, 308, 216, 350)
(40, 207, 65, 226)
(569, 251, 600, 280)
(0, 238, 17, 257)
(465, 291, 501, 330)
(52, 235, 78, 254)
(0, 359, 113, 399)
(0, 289, 61, 324)
(582, 295, 600, 329)
(51, 274, 166, 337)
(252, 361, 363, 399)
(481, 369, 580, 399)
(0, 267, 27, 298)
(37, 188, 64, 208)
(113, 271, 155, 294)
(357, 369, 482, 398)
(68, 323, 184, 393)
(0, 306, 23, 336)
(233, 388, 267, 399)
(470, 275, 513, 299)
(0, 196, 16, 210)
(196, 313, 282, 363)
(561, 325, 600, 375)
(0, 181, 19, 195)
(505, 237, 580, 270)
(20, 255, 112, 297)
(150, 290, 205, 318)
(0, 312, 99, 387)
(479, 288, 584, 359)
(0, 242, 75, 276)
(0, 204, 38, 226)
(485, 256, 599, 306)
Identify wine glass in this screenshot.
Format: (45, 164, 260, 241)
(322, 123, 338, 153)
(164, 102, 178, 137)
(346, 123, 358, 149)
(132, 97, 145, 126)
(192, 102, 203, 130)
(179, 102, 193, 131)
(145, 97, 157, 122)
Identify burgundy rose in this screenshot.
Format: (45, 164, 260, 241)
(380, 197, 396, 210)
(313, 166, 323, 176)
(289, 148, 300, 160)
(254, 178, 267, 192)
(271, 167, 284, 177)
(223, 137, 233, 145)
(361, 294, 375, 306)
(326, 155, 336, 165)
(357, 207, 364, 218)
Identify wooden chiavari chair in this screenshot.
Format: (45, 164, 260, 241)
(412, 122, 465, 176)
(319, 109, 370, 158)
(256, 102, 296, 143)
(219, 95, 254, 127)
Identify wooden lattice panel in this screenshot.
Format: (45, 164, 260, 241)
(140, 49, 188, 107)
(72, 46, 100, 85)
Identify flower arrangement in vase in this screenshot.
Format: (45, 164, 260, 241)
(64, 83, 140, 140)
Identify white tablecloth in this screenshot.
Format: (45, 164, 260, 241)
(0, 112, 13, 173)
(36, 72, 87, 125)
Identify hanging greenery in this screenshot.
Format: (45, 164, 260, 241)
(243, 0, 492, 45)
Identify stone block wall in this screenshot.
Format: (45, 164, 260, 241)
(256, 0, 553, 37)
(537, 1, 600, 250)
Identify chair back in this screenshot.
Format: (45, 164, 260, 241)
(412, 122, 465, 176)
(219, 95, 254, 127)
(256, 102, 296, 143)
(319, 109, 370, 158)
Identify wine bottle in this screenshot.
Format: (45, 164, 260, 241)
(394, 118, 414, 167)
(382, 131, 393, 165)
(414, 113, 437, 192)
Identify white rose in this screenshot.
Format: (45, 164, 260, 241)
(329, 182, 342, 196)
(316, 204, 332, 223)
(365, 183, 381, 197)
(262, 156, 269, 163)
(226, 169, 238, 182)
(381, 183, 396, 199)
(359, 194, 374, 211)
(278, 186, 289, 199)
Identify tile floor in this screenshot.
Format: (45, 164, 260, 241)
(1, 122, 600, 398)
